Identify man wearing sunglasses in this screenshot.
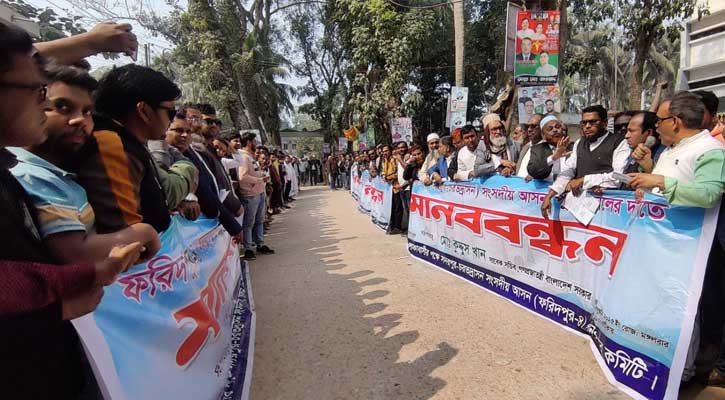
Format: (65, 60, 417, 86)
(516, 113, 544, 178)
(198, 103, 223, 148)
(613, 110, 637, 137)
(71, 64, 198, 234)
(541, 105, 630, 219)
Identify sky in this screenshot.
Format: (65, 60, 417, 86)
(30, 0, 308, 110)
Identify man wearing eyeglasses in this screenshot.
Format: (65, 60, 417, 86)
(628, 93, 725, 206)
(628, 93, 725, 388)
(71, 64, 198, 233)
(516, 113, 544, 178)
(541, 105, 630, 218)
(187, 103, 245, 220)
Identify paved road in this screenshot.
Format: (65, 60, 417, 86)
(249, 186, 725, 399)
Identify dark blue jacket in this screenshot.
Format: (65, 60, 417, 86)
(184, 149, 243, 236)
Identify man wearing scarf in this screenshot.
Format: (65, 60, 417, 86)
(481, 113, 520, 177)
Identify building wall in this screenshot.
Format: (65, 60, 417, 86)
(678, 1, 725, 111)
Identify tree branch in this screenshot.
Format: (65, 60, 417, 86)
(270, 0, 327, 16)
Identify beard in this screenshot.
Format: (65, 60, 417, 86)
(489, 136, 507, 153)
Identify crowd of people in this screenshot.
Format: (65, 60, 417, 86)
(0, 21, 305, 398)
(4, 13, 725, 398)
(345, 85, 725, 390)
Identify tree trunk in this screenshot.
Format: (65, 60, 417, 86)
(453, 0, 465, 86)
(558, 0, 568, 55)
(629, 36, 651, 110)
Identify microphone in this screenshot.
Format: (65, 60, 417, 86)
(644, 135, 657, 149)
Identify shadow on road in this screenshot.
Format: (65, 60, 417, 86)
(250, 186, 458, 399)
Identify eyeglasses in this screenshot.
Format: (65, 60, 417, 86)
(187, 116, 201, 124)
(656, 116, 675, 126)
(0, 81, 47, 103)
(156, 105, 177, 120)
(614, 123, 628, 132)
(580, 119, 601, 126)
(203, 118, 222, 127)
(169, 127, 190, 135)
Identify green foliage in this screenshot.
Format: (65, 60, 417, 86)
(295, 136, 323, 158)
(408, 0, 508, 133)
(335, 0, 435, 144)
(145, 0, 295, 144)
(287, 1, 348, 144)
(568, 0, 706, 108)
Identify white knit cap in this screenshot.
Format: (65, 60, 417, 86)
(540, 115, 559, 129)
(481, 113, 502, 130)
(426, 133, 440, 142)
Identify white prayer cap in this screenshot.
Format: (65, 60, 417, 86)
(540, 115, 559, 129)
(426, 133, 440, 142)
(480, 113, 502, 130)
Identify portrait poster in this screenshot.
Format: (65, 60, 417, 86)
(447, 87, 469, 129)
(517, 85, 562, 123)
(514, 10, 560, 85)
(390, 118, 413, 144)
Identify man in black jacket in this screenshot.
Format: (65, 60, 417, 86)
(527, 115, 573, 181)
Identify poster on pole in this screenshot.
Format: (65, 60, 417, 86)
(322, 143, 331, 154)
(338, 137, 348, 152)
(517, 85, 562, 122)
(514, 10, 560, 85)
(390, 118, 413, 144)
(504, 2, 524, 72)
(447, 87, 469, 129)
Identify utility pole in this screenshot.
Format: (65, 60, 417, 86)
(144, 43, 150, 67)
(453, 0, 465, 86)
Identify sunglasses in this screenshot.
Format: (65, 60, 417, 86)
(0, 81, 47, 103)
(203, 118, 222, 126)
(580, 119, 601, 126)
(169, 127, 190, 134)
(156, 105, 177, 120)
